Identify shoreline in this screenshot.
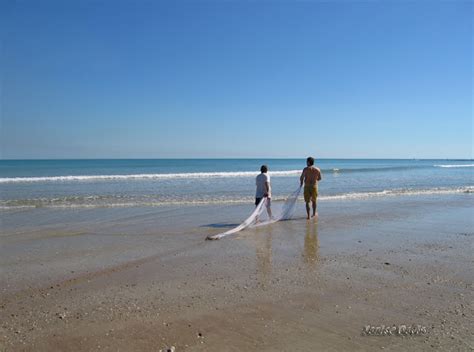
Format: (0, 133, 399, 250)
(1, 194, 473, 351)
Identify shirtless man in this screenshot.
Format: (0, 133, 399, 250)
(300, 157, 322, 219)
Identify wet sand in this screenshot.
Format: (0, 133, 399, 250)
(1, 194, 473, 351)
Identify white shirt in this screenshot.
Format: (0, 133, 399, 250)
(255, 173, 271, 198)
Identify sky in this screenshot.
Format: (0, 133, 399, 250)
(1, 0, 472, 159)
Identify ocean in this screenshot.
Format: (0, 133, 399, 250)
(0, 159, 472, 210)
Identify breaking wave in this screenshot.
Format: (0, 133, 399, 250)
(0, 170, 301, 183)
(434, 164, 474, 168)
(319, 186, 474, 200)
(2, 163, 471, 184)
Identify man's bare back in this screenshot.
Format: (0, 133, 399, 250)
(301, 166, 321, 186)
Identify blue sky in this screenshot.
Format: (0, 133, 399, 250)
(1, 0, 472, 159)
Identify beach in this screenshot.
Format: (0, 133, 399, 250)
(1, 192, 473, 351)
(4, 0, 472, 349)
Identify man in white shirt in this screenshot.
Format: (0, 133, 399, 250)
(256, 165, 272, 219)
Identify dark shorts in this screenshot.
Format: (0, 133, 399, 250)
(255, 198, 271, 206)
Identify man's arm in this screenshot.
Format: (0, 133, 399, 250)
(300, 168, 306, 187)
(317, 168, 322, 181)
(264, 181, 270, 197)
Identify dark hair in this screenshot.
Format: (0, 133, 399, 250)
(307, 157, 315, 166)
(260, 165, 268, 173)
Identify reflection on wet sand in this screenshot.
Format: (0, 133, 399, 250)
(254, 227, 273, 287)
(303, 221, 319, 267)
(249, 220, 319, 287)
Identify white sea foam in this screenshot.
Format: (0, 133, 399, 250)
(434, 164, 474, 168)
(319, 186, 474, 201)
(0, 199, 256, 210)
(5, 163, 471, 184)
(0, 187, 471, 210)
(0, 170, 301, 183)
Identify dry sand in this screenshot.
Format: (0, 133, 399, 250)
(1, 195, 473, 351)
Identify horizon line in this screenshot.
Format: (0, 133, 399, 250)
(1, 157, 473, 161)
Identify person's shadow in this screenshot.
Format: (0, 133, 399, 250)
(201, 223, 240, 229)
(256, 227, 273, 286)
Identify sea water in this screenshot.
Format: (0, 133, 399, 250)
(0, 159, 472, 209)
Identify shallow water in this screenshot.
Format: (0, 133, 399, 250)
(1, 193, 472, 291)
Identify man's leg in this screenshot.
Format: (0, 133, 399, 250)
(311, 201, 317, 218)
(266, 198, 273, 219)
(267, 206, 273, 219)
(255, 198, 261, 222)
(305, 202, 311, 219)
(311, 188, 318, 218)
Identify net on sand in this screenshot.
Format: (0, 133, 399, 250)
(206, 186, 302, 240)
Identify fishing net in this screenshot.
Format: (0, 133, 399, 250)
(206, 186, 302, 240)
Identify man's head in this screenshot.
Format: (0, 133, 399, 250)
(306, 157, 315, 166)
(260, 165, 268, 173)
